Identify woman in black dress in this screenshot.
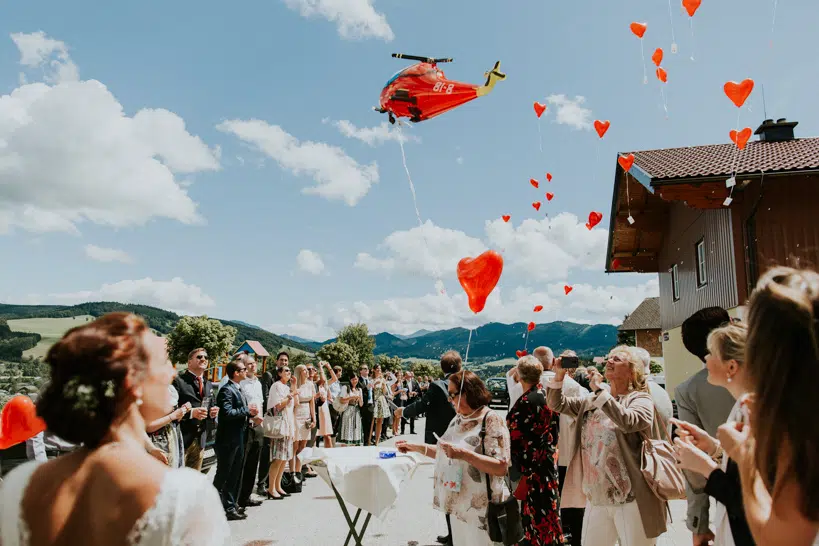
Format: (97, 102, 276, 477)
(506, 355, 564, 545)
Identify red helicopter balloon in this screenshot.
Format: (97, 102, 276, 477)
(375, 54, 505, 124)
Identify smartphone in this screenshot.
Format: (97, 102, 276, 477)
(561, 356, 579, 369)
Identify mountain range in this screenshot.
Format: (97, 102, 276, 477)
(0, 302, 619, 362)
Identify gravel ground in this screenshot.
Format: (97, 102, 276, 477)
(226, 416, 703, 545)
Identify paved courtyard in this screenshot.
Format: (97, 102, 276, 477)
(227, 417, 701, 545)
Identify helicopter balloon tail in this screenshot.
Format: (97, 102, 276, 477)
(477, 61, 505, 96)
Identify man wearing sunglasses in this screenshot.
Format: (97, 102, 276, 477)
(173, 348, 220, 470)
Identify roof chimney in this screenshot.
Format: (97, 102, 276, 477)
(754, 118, 798, 142)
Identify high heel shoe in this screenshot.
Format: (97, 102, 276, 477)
(264, 490, 284, 500)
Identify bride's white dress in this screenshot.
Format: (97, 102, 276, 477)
(0, 460, 231, 546)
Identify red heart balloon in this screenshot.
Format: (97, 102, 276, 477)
(533, 305, 543, 312)
(530, 178, 539, 189)
(533, 102, 547, 118)
(630, 22, 647, 39)
(594, 120, 610, 138)
(724, 79, 754, 108)
(652, 48, 664, 67)
(587, 211, 603, 230)
(515, 350, 528, 358)
(729, 127, 752, 150)
(532, 201, 541, 211)
(618, 153, 635, 172)
(564, 285, 573, 295)
(457, 250, 504, 314)
(527, 322, 536, 332)
(502, 215, 511, 222)
(546, 172, 553, 182)
(683, 0, 702, 17)
(656, 67, 668, 83)
(0, 395, 46, 449)
(546, 192, 554, 201)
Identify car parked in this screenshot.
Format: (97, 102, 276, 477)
(485, 377, 509, 410)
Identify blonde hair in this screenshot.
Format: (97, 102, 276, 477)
(295, 364, 309, 387)
(517, 355, 543, 384)
(608, 345, 648, 392)
(706, 323, 746, 365)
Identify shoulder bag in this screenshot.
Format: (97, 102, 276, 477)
(639, 403, 686, 501)
(262, 392, 291, 439)
(479, 411, 524, 546)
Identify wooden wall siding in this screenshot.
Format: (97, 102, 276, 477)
(658, 204, 739, 331)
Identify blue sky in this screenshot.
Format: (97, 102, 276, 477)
(0, 0, 816, 340)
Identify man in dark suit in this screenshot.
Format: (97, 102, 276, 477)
(400, 372, 420, 435)
(213, 358, 259, 520)
(173, 347, 219, 470)
(396, 350, 461, 546)
(257, 350, 287, 495)
(358, 364, 374, 446)
(674, 307, 737, 546)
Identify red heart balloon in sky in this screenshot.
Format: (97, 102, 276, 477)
(546, 172, 553, 182)
(457, 250, 504, 314)
(630, 22, 647, 38)
(527, 322, 536, 332)
(723, 79, 755, 108)
(729, 127, 752, 150)
(515, 350, 528, 358)
(533, 305, 543, 312)
(532, 201, 541, 211)
(546, 192, 554, 201)
(656, 67, 668, 83)
(0, 395, 46, 449)
(564, 285, 573, 295)
(683, 0, 702, 17)
(586, 211, 603, 230)
(502, 215, 511, 223)
(594, 120, 610, 138)
(652, 48, 664, 67)
(618, 153, 635, 172)
(533, 102, 547, 118)
(530, 178, 539, 189)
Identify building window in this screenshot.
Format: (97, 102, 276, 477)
(671, 263, 680, 302)
(696, 239, 707, 287)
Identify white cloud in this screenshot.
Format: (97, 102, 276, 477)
(270, 277, 659, 340)
(84, 244, 134, 264)
(46, 277, 216, 316)
(355, 220, 486, 278)
(0, 33, 220, 235)
(545, 94, 593, 131)
(11, 31, 78, 84)
(355, 213, 607, 282)
(330, 120, 418, 146)
(282, 0, 394, 41)
(297, 249, 326, 275)
(217, 119, 378, 206)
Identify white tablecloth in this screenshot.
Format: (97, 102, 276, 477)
(300, 446, 425, 518)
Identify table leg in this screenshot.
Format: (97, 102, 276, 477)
(331, 482, 371, 546)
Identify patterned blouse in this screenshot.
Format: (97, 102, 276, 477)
(580, 407, 633, 505)
(433, 409, 511, 530)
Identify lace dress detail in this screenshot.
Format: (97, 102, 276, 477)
(0, 460, 231, 546)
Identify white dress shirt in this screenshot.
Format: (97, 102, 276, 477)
(240, 375, 264, 409)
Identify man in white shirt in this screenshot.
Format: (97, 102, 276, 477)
(237, 354, 264, 510)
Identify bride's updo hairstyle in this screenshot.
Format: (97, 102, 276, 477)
(37, 312, 150, 448)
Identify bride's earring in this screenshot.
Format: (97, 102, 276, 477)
(136, 397, 144, 406)
(726, 375, 733, 383)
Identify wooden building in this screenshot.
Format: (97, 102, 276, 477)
(619, 297, 663, 359)
(604, 118, 819, 393)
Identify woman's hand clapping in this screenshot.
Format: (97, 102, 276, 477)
(671, 418, 719, 456)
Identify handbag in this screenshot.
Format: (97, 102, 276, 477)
(480, 412, 525, 546)
(640, 410, 686, 501)
(262, 407, 289, 439)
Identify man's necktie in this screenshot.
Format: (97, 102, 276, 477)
(196, 375, 203, 397)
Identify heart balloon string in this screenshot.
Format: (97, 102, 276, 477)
(666, 0, 678, 54)
(726, 108, 744, 206)
(455, 328, 474, 411)
(396, 124, 446, 293)
(770, 0, 779, 48)
(639, 39, 648, 84)
(537, 120, 543, 154)
(688, 18, 697, 61)
(660, 86, 669, 118)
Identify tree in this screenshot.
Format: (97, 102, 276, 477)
(166, 316, 237, 367)
(316, 341, 359, 379)
(376, 354, 403, 374)
(649, 360, 663, 375)
(289, 351, 311, 369)
(410, 361, 443, 380)
(616, 316, 635, 347)
(336, 323, 375, 368)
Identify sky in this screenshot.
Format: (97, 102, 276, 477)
(0, 0, 816, 341)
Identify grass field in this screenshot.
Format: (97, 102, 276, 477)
(8, 315, 95, 359)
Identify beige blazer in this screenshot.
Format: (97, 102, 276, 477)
(546, 382, 668, 539)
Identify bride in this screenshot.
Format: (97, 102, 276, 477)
(0, 312, 230, 545)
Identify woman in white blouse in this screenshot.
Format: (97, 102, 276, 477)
(265, 366, 297, 499)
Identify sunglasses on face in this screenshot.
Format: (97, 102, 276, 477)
(196, 355, 208, 360)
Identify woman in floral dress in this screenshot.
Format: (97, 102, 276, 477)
(369, 365, 391, 446)
(338, 375, 364, 445)
(507, 356, 563, 545)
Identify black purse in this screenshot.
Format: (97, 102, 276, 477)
(480, 412, 524, 546)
